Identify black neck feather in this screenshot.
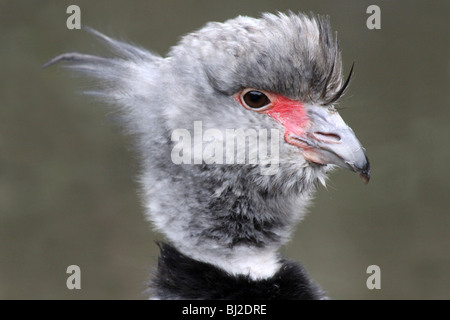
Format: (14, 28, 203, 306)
(149, 243, 327, 300)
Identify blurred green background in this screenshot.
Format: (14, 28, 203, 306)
(1, 0, 449, 299)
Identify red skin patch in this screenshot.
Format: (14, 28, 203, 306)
(263, 94, 309, 137)
(235, 90, 310, 143)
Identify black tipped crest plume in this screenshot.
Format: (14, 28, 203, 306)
(322, 62, 354, 105)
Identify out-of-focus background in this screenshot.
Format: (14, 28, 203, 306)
(1, 0, 449, 299)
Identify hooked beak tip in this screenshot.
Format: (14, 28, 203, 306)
(359, 171, 370, 184)
(346, 158, 370, 184)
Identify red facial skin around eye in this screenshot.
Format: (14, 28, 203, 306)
(235, 91, 310, 141)
(263, 94, 309, 138)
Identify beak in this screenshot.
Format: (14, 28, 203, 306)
(288, 105, 370, 183)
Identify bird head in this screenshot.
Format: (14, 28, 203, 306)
(166, 12, 369, 184)
(46, 12, 370, 279)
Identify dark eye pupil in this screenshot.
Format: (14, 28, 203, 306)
(243, 91, 270, 109)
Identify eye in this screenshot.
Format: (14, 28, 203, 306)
(241, 89, 272, 110)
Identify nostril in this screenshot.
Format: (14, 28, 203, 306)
(313, 132, 341, 143)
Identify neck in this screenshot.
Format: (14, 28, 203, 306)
(179, 242, 282, 280)
(143, 163, 322, 279)
(150, 243, 327, 299)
